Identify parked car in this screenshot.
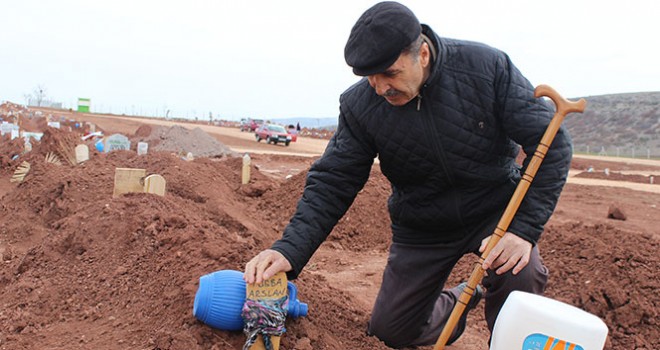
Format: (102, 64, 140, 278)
(240, 118, 264, 132)
(287, 124, 298, 142)
(255, 124, 294, 146)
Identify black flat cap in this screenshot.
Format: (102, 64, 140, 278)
(344, 1, 421, 76)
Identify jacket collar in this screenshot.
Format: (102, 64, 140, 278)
(421, 24, 444, 87)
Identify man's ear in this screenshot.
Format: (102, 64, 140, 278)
(420, 42, 431, 68)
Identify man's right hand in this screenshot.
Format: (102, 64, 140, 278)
(243, 249, 292, 284)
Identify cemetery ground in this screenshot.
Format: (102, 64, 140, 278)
(0, 106, 658, 349)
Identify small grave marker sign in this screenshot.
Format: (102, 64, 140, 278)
(113, 168, 146, 198)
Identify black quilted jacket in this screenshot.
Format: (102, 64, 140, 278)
(272, 25, 572, 279)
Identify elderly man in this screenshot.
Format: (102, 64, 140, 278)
(244, 1, 572, 347)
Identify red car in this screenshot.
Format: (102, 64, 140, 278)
(240, 118, 264, 132)
(255, 124, 295, 146)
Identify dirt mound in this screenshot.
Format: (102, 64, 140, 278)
(256, 166, 392, 253)
(1, 150, 262, 349)
(132, 124, 237, 158)
(0, 136, 24, 173)
(134, 124, 153, 138)
(540, 222, 658, 349)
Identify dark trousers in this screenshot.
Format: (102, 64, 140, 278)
(367, 216, 549, 348)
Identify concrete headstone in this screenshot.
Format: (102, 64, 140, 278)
(75, 144, 90, 163)
(1, 122, 13, 136)
(105, 134, 131, 153)
(137, 142, 149, 155)
(143, 174, 166, 196)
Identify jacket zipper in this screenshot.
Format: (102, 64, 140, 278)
(417, 89, 455, 186)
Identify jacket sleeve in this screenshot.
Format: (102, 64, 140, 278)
(495, 53, 573, 244)
(270, 105, 376, 279)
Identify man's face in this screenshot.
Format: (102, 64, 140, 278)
(367, 43, 430, 106)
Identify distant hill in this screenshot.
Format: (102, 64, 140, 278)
(565, 92, 660, 158)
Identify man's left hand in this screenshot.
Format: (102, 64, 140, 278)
(479, 232, 532, 275)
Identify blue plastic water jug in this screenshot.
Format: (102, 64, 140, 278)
(192, 270, 308, 331)
(95, 139, 104, 152)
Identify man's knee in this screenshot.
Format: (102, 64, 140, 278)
(512, 254, 548, 293)
(367, 317, 419, 348)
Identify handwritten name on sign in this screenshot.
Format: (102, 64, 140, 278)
(246, 272, 287, 300)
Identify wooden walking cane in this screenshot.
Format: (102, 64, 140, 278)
(433, 85, 586, 350)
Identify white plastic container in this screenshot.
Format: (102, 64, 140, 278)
(491, 291, 608, 350)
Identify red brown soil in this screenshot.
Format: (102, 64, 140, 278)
(0, 108, 658, 350)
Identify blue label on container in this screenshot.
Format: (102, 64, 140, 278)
(523, 333, 584, 350)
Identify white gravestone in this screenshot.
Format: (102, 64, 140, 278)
(1, 122, 13, 136)
(137, 142, 148, 155)
(75, 144, 90, 163)
(104, 134, 131, 153)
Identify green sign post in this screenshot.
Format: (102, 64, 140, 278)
(77, 98, 90, 112)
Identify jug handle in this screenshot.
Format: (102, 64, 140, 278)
(286, 282, 297, 300)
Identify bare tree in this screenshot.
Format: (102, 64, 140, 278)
(24, 84, 48, 106)
(36, 85, 47, 106)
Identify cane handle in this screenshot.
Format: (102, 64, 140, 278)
(534, 84, 586, 115)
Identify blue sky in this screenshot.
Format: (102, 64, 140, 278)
(2, 0, 659, 120)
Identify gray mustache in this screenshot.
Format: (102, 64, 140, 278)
(383, 89, 400, 97)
